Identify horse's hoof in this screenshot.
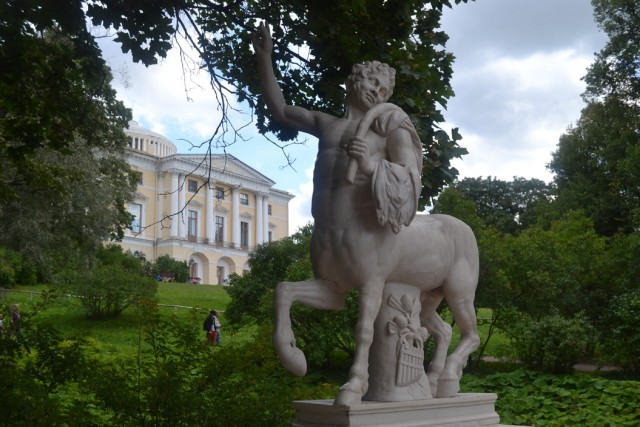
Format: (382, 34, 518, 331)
(334, 387, 362, 407)
(436, 378, 460, 398)
(274, 341, 307, 376)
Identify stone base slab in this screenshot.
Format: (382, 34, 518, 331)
(292, 393, 501, 427)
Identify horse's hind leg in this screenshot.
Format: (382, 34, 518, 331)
(420, 288, 452, 397)
(437, 275, 480, 397)
(274, 279, 346, 376)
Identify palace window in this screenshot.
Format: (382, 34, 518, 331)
(268, 204, 272, 215)
(188, 210, 198, 237)
(240, 221, 249, 247)
(240, 193, 249, 206)
(129, 203, 142, 233)
(215, 216, 224, 243)
(188, 179, 198, 192)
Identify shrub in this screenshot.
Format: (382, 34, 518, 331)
(602, 289, 640, 373)
(0, 323, 108, 426)
(462, 369, 640, 426)
(152, 254, 190, 283)
(197, 322, 337, 427)
(501, 310, 594, 373)
(59, 245, 157, 318)
(0, 246, 37, 286)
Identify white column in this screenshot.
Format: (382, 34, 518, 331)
(232, 187, 240, 247)
(170, 172, 179, 237)
(206, 184, 214, 243)
(178, 173, 186, 238)
(263, 196, 270, 240)
(156, 172, 164, 238)
(256, 194, 264, 245)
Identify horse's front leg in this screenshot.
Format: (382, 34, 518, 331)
(274, 279, 346, 376)
(334, 280, 385, 407)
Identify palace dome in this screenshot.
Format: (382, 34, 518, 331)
(125, 120, 176, 157)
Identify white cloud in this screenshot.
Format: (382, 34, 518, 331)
(287, 166, 315, 234)
(100, 37, 229, 149)
(442, 14, 605, 183)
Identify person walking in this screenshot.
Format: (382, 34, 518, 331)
(203, 310, 222, 345)
(10, 303, 22, 339)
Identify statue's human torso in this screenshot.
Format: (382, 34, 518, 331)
(310, 115, 395, 285)
(311, 116, 388, 227)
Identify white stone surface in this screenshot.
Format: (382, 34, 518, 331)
(292, 393, 501, 427)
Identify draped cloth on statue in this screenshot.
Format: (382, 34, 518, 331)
(368, 107, 423, 234)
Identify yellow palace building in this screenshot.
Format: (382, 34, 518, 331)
(119, 120, 294, 285)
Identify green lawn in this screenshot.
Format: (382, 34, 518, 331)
(2, 283, 512, 359)
(156, 282, 230, 312)
(0, 283, 231, 356)
(440, 307, 512, 360)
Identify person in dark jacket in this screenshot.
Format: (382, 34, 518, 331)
(10, 304, 22, 338)
(203, 310, 222, 345)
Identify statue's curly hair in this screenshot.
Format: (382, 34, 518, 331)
(345, 61, 396, 102)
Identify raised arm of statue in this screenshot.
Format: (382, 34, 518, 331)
(252, 23, 330, 137)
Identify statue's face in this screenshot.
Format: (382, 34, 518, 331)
(349, 71, 391, 111)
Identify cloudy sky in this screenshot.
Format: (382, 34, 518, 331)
(99, 0, 607, 234)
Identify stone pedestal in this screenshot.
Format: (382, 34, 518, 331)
(292, 393, 501, 427)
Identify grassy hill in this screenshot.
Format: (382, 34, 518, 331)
(1, 282, 231, 356)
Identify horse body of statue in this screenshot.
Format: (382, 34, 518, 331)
(253, 22, 480, 407)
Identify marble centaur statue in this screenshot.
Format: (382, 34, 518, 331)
(253, 23, 480, 407)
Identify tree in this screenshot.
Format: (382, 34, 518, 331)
(225, 224, 314, 325)
(0, 247, 37, 286)
(584, 0, 640, 103)
(0, 22, 132, 203)
(152, 255, 190, 283)
(0, 137, 138, 277)
(1, 15, 137, 272)
(551, 0, 640, 236)
(549, 98, 640, 236)
(2, 0, 473, 210)
(444, 177, 552, 234)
